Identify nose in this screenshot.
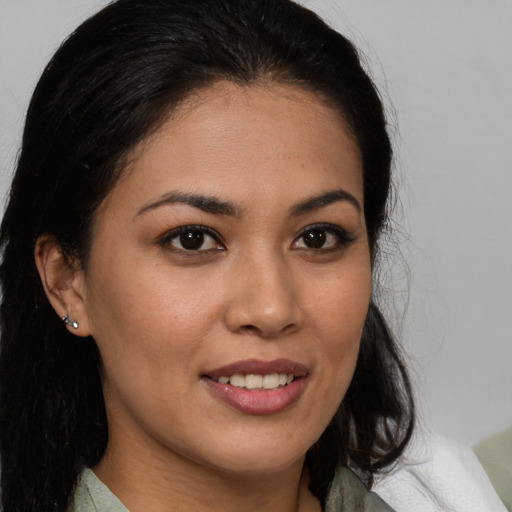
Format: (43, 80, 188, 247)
(223, 252, 303, 338)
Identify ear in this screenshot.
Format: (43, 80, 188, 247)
(34, 234, 91, 337)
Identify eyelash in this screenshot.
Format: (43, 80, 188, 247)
(158, 223, 354, 254)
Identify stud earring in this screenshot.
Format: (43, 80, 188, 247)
(61, 315, 79, 330)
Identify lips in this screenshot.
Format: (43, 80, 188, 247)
(202, 358, 308, 415)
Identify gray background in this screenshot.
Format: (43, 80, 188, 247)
(1, 0, 511, 446)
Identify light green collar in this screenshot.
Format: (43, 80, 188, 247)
(67, 468, 128, 512)
(69, 466, 394, 512)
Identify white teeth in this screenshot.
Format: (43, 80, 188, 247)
(245, 374, 263, 389)
(263, 373, 280, 389)
(229, 374, 245, 387)
(216, 373, 295, 390)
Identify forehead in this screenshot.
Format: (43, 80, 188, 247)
(103, 81, 363, 215)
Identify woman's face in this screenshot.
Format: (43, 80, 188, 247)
(76, 82, 371, 476)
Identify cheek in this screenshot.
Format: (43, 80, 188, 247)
(306, 261, 371, 390)
(85, 248, 219, 344)
(289, 264, 371, 449)
(83, 257, 210, 412)
(309, 260, 371, 337)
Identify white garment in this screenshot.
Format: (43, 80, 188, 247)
(373, 434, 507, 512)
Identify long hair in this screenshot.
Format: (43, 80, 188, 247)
(0, 1, 414, 510)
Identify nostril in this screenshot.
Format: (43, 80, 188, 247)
(237, 324, 262, 335)
(236, 322, 299, 338)
(283, 323, 298, 335)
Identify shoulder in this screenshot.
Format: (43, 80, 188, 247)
(372, 434, 508, 512)
(67, 468, 128, 512)
(473, 427, 512, 511)
(325, 466, 395, 512)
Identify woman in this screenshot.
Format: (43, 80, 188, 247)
(0, 1, 414, 510)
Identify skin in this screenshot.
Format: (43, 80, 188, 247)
(36, 82, 372, 512)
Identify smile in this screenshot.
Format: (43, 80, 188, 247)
(202, 359, 308, 414)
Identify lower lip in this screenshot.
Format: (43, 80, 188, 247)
(202, 377, 307, 415)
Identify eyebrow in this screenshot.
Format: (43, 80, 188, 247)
(136, 191, 240, 217)
(136, 188, 361, 218)
(289, 189, 361, 216)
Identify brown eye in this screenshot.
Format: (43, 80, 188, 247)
(161, 226, 224, 252)
(292, 224, 354, 251)
(179, 230, 206, 250)
(302, 229, 326, 249)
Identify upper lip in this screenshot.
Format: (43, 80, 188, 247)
(204, 358, 308, 379)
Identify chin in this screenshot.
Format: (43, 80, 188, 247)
(199, 437, 310, 476)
